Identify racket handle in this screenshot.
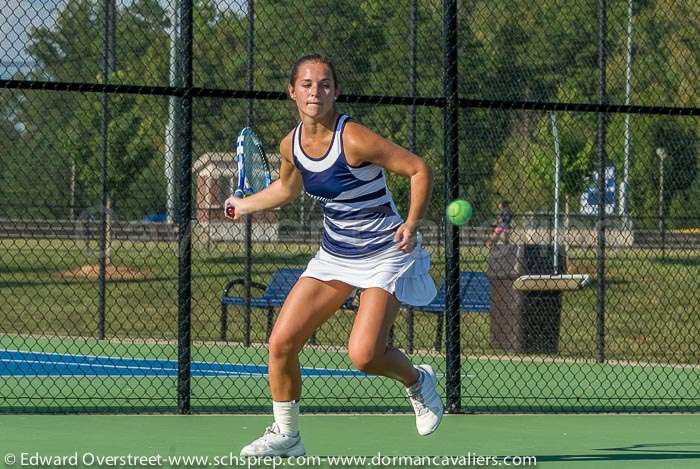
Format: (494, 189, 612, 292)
(226, 190, 244, 218)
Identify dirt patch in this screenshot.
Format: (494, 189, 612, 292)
(57, 264, 151, 281)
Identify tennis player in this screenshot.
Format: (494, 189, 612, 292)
(226, 54, 440, 457)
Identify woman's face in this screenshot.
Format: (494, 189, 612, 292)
(288, 61, 339, 120)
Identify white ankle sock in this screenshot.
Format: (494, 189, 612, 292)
(272, 400, 300, 436)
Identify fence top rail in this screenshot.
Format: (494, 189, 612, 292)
(1, 79, 698, 116)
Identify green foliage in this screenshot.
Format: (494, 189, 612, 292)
(68, 93, 160, 208)
(7, 0, 169, 219)
(2, 0, 697, 225)
(0, 92, 23, 217)
(529, 113, 595, 210)
(628, 118, 698, 227)
(652, 120, 697, 195)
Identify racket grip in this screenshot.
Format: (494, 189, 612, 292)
(226, 190, 244, 218)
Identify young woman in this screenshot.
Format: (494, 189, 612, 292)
(226, 54, 440, 457)
(486, 200, 513, 248)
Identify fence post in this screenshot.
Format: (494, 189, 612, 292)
(177, 0, 193, 415)
(98, 0, 116, 341)
(443, 0, 460, 414)
(596, 0, 608, 364)
(409, 0, 417, 154)
(243, 0, 255, 347)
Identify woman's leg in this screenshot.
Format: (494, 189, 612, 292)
(503, 228, 512, 244)
(347, 287, 419, 387)
(268, 277, 355, 401)
(347, 287, 443, 436)
(241, 277, 354, 457)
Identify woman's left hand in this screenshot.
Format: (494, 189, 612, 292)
(394, 223, 418, 253)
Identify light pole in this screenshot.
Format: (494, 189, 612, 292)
(620, 0, 634, 224)
(165, 0, 180, 224)
(98, 0, 117, 340)
(656, 147, 666, 258)
(550, 112, 561, 274)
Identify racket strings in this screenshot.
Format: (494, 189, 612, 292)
(239, 128, 271, 193)
(244, 140, 270, 192)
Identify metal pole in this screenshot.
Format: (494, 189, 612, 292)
(407, 0, 418, 346)
(656, 148, 666, 258)
(246, 1, 254, 126)
(165, 0, 180, 224)
(107, 0, 116, 73)
(70, 162, 75, 220)
(409, 0, 417, 154)
(406, 0, 418, 353)
(243, 0, 255, 347)
(443, 0, 460, 414)
(177, 0, 193, 415)
(620, 0, 634, 221)
(550, 112, 561, 274)
(596, 0, 608, 364)
(98, 0, 116, 340)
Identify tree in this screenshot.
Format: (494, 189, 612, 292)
(0, 92, 22, 217)
(6, 0, 696, 231)
(529, 112, 595, 212)
(467, 0, 599, 221)
(13, 0, 169, 220)
(633, 119, 699, 226)
(613, 1, 700, 226)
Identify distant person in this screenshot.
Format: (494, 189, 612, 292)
(486, 200, 513, 248)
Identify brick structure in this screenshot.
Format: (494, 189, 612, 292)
(192, 152, 280, 244)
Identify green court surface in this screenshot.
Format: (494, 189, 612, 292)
(2, 335, 698, 413)
(2, 414, 700, 468)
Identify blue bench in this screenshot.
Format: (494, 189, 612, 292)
(402, 271, 490, 353)
(222, 268, 490, 352)
(221, 268, 355, 346)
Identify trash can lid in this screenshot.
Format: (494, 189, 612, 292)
(512, 274, 591, 291)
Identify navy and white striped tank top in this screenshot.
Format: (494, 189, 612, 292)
(292, 114, 404, 259)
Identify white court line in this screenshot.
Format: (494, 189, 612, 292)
(0, 357, 360, 378)
(0, 358, 242, 375)
(0, 349, 359, 373)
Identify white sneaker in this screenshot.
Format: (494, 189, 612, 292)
(406, 364, 444, 436)
(240, 423, 305, 457)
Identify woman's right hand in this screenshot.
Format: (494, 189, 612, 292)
(224, 196, 250, 220)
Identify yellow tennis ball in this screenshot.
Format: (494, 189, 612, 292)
(446, 199, 472, 225)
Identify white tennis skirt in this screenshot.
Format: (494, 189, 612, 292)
(300, 233, 437, 306)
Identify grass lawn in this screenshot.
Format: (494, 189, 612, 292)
(1, 238, 698, 412)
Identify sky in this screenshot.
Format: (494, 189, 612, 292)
(0, 0, 247, 78)
(1, 0, 63, 77)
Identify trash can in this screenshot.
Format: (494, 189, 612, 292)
(486, 244, 566, 353)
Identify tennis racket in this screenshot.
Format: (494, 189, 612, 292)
(225, 127, 272, 218)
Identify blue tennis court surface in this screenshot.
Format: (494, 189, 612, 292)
(0, 350, 365, 378)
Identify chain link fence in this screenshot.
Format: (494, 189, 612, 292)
(0, 0, 698, 414)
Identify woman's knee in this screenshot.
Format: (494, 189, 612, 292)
(348, 342, 384, 372)
(267, 332, 301, 362)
